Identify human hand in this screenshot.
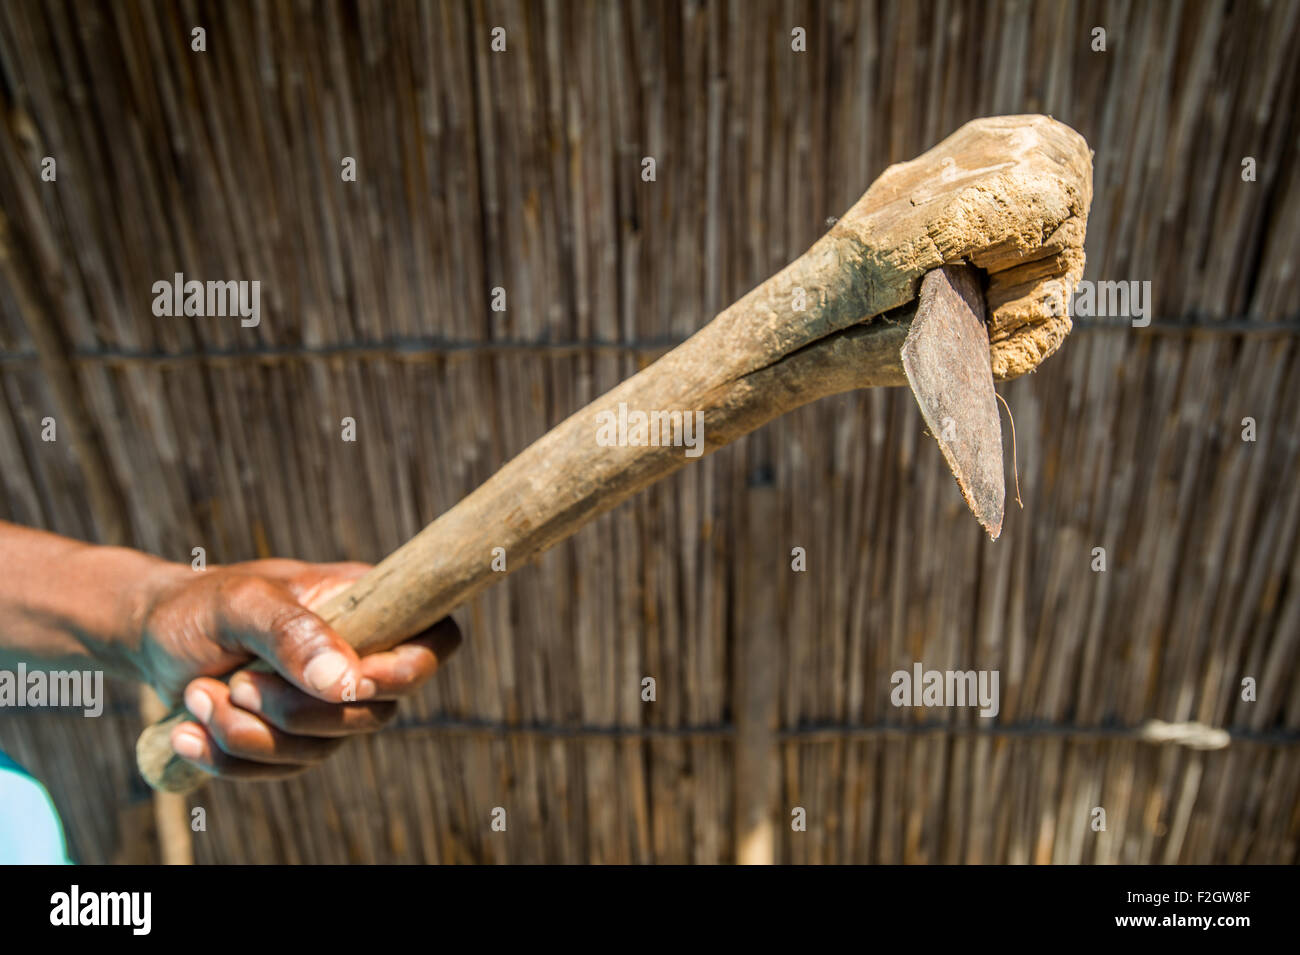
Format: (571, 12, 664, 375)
(133, 559, 460, 780)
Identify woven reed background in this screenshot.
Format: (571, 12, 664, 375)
(0, 0, 1298, 863)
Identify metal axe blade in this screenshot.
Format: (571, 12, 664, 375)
(902, 264, 1005, 539)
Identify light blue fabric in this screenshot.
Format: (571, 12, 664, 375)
(0, 751, 70, 864)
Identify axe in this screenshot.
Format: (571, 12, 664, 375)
(138, 114, 1092, 792)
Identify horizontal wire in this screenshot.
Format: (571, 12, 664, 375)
(383, 715, 1297, 749)
(8, 707, 1291, 748)
(0, 317, 1297, 368)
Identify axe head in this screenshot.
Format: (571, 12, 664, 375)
(902, 265, 1005, 540)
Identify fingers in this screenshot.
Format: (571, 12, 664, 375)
(169, 722, 312, 781)
(214, 576, 373, 703)
(214, 617, 460, 735)
(181, 678, 346, 765)
(358, 617, 462, 699)
(167, 596, 463, 781)
(227, 670, 398, 736)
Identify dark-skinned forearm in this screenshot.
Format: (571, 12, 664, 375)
(0, 520, 186, 679)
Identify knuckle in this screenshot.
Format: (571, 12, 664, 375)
(266, 605, 322, 647)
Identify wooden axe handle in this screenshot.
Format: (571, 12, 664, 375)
(137, 313, 913, 792)
(138, 113, 1092, 792)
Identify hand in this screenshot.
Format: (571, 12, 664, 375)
(134, 559, 460, 780)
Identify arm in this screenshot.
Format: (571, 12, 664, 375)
(0, 520, 459, 780)
(0, 521, 174, 676)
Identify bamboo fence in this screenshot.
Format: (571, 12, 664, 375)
(0, 0, 1297, 863)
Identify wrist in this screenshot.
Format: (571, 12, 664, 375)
(66, 545, 192, 682)
(115, 553, 194, 683)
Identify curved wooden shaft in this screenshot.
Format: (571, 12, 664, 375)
(137, 312, 913, 792)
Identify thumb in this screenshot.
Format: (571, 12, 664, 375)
(217, 577, 372, 702)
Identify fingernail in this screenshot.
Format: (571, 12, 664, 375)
(304, 651, 350, 692)
(357, 678, 377, 700)
(229, 678, 261, 712)
(172, 729, 204, 760)
(185, 686, 213, 723)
